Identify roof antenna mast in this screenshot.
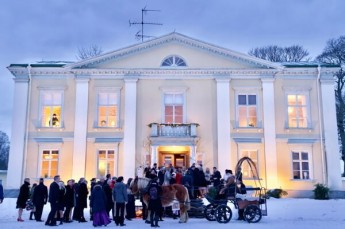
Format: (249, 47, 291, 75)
(129, 6, 162, 42)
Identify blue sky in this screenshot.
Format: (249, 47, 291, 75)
(1, 0, 344, 137)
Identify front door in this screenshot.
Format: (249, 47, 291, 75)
(158, 146, 190, 168)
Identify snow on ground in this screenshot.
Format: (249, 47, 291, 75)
(0, 198, 344, 229)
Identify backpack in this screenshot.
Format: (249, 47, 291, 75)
(149, 186, 158, 200)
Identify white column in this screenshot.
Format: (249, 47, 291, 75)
(320, 79, 342, 190)
(262, 78, 278, 189)
(7, 78, 29, 189)
(216, 79, 231, 174)
(189, 146, 197, 165)
(123, 78, 138, 179)
(151, 146, 158, 166)
(72, 77, 89, 179)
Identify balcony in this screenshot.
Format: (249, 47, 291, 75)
(148, 123, 199, 137)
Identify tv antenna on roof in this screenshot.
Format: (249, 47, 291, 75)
(129, 6, 162, 42)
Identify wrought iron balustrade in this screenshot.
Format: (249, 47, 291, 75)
(148, 123, 199, 137)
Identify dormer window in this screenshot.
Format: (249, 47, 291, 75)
(161, 55, 187, 67)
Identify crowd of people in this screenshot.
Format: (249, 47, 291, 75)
(11, 163, 245, 227)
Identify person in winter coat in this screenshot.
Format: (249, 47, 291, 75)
(125, 178, 136, 220)
(197, 165, 207, 197)
(163, 168, 171, 185)
(190, 165, 200, 198)
(211, 167, 222, 190)
(175, 168, 183, 184)
(56, 181, 66, 225)
(45, 175, 60, 226)
(16, 178, 30, 222)
(75, 178, 89, 222)
(147, 179, 162, 227)
(182, 169, 194, 199)
(90, 183, 111, 227)
(204, 168, 212, 186)
(0, 181, 4, 204)
(29, 183, 37, 220)
(103, 179, 114, 219)
(32, 178, 48, 222)
(112, 176, 128, 226)
(63, 179, 75, 223)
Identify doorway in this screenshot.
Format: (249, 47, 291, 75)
(158, 146, 190, 168)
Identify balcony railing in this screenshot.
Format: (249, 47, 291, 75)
(148, 123, 199, 137)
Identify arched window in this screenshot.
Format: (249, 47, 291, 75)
(161, 55, 187, 67)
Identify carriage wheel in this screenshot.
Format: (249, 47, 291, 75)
(215, 205, 232, 223)
(204, 204, 217, 221)
(243, 205, 262, 223)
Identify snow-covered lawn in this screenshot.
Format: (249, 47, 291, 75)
(0, 198, 344, 229)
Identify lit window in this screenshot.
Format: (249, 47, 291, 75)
(98, 150, 115, 177)
(98, 92, 118, 127)
(287, 94, 309, 128)
(237, 94, 257, 127)
(241, 150, 259, 179)
(41, 150, 59, 178)
(161, 56, 187, 67)
(292, 151, 310, 179)
(40, 91, 63, 127)
(164, 93, 184, 123)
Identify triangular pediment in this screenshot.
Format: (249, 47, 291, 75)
(66, 32, 282, 70)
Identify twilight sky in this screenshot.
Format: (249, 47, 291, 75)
(1, 0, 344, 137)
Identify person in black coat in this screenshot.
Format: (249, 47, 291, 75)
(147, 179, 162, 227)
(45, 175, 61, 226)
(0, 181, 4, 204)
(74, 178, 89, 222)
(63, 179, 75, 223)
(182, 169, 194, 199)
(32, 178, 48, 222)
(16, 178, 30, 222)
(56, 181, 66, 225)
(211, 167, 222, 190)
(102, 179, 113, 219)
(191, 165, 201, 198)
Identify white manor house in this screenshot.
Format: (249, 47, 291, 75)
(6, 33, 344, 196)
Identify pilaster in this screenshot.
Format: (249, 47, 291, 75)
(72, 77, 89, 179)
(216, 79, 231, 173)
(262, 78, 279, 189)
(6, 77, 29, 189)
(123, 78, 138, 179)
(320, 79, 342, 190)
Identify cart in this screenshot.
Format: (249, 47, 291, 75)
(204, 157, 268, 223)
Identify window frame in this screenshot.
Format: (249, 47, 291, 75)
(38, 90, 64, 128)
(284, 89, 311, 129)
(234, 88, 261, 128)
(160, 87, 188, 124)
(38, 143, 61, 179)
(240, 149, 259, 179)
(160, 55, 187, 67)
(96, 148, 117, 178)
(95, 87, 121, 128)
(290, 148, 313, 180)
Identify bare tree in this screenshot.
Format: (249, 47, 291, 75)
(249, 45, 310, 62)
(77, 44, 103, 60)
(316, 36, 345, 176)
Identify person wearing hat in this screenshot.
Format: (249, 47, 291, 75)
(32, 178, 48, 222)
(112, 176, 128, 226)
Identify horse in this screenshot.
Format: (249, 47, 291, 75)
(130, 177, 190, 223)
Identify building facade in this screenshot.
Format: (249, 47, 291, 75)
(6, 33, 344, 195)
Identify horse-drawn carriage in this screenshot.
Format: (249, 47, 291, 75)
(204, 157, 268, 223)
